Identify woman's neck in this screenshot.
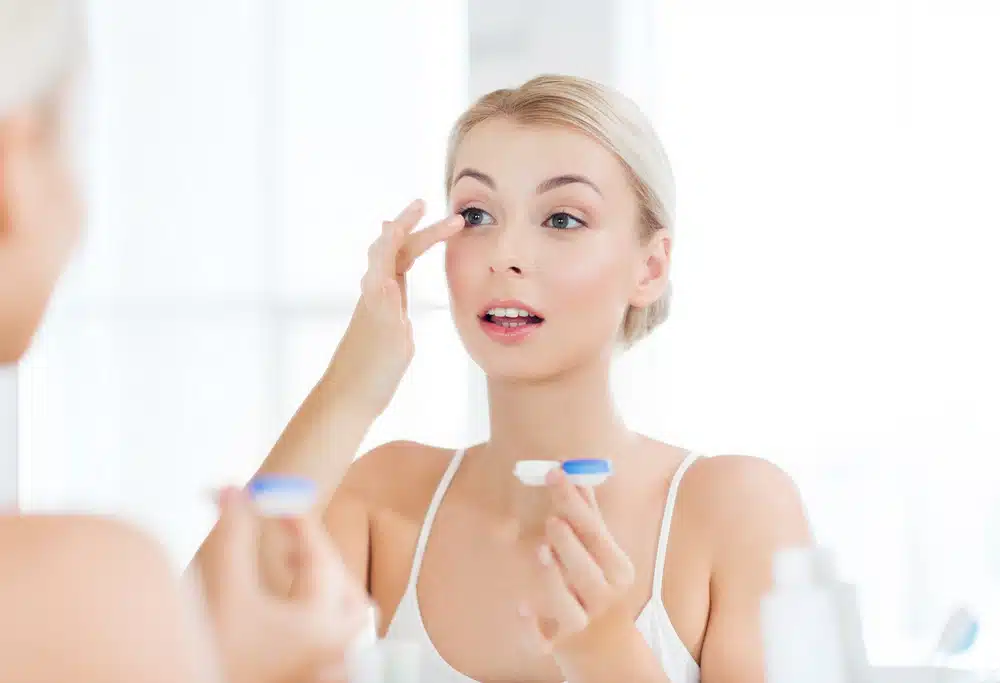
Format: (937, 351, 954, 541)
(482, 357, 637, 466)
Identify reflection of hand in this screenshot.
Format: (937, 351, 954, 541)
(198, 488, 370, 683)
(518, 469, 636, 655)
(327, 199, 464, 417)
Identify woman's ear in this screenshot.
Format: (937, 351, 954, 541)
(629, 233, 671, 308)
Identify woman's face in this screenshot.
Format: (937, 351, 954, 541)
(445, 118, 668, 381)
(0, 93, 82, 363)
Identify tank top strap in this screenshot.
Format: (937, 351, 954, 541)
(652, 451, 702, 594)
(404, 448, 467, 586)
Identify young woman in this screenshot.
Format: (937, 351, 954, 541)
(0, 2, 368, 681)
(211, 75, 814, 682)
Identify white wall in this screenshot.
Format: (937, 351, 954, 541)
(468, 0, 616, 98)
(651, 0, 1000, 664)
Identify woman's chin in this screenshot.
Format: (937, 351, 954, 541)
(459, 325, 614, 384)
(467, 348, 579, 385)
(465, 347, 541, 381)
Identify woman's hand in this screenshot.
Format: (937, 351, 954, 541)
(518, 468, 637, 656)
(197, 488, 371, 683)
(327, 199, 464, 416)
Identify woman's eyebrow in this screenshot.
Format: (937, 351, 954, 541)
(451, 169, 603, 198)
(451, 168, 495, 190)
(536, 174, 603, 197)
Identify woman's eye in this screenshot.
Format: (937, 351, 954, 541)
(460, 207, 495, 227)
(544, 212, 585, 230)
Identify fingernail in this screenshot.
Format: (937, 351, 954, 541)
(538, 544, 553, 566)
(517, 601, 532, 618)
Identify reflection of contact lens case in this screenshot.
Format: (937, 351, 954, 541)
(247, 475, 317, 517)
(514, 459, 613, 487)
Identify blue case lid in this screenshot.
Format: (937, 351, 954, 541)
(247, 475, 316, 496)
(562, 459, 612, 475)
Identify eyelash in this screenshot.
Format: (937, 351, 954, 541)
(457, 206, 588, 230)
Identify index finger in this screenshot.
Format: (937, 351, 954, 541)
(396, 214, 464, 275)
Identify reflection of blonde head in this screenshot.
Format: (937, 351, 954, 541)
(446, 74, 676, 346)
(0, 0, 81, 364)
(0, 0, 78, 115)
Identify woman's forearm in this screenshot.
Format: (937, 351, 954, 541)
(257, 364, 381, 500)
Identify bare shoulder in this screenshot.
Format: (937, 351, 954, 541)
(684, 455, 812, 548)
(0, 515, 213, 682)
(684, 455, 807, 521)
(339, 440, 459, 518)
(0, 514, 169, 570)
(681, 454, 813, 586)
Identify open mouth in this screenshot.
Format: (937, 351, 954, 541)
(479, 306, 545, 330)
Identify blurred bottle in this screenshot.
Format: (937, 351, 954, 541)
(761, 546, 867, 683)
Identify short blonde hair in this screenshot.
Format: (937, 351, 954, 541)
(445, 74, 676, 346)
(0, 0, 78, 116)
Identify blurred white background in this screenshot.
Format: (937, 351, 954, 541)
(5, 0, 999, 668)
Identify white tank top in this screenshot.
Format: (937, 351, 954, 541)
(383, 449, 703, 683)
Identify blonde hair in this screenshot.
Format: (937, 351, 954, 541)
(445, 74, 676, 347)
(0, 0, 78, 116)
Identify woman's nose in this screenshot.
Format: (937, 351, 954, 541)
(489, 262, 523, 275)
(487, 225, 526, 275)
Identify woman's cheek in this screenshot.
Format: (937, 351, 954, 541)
(445, 240, 477, 306)
(542, 247, 623, 307)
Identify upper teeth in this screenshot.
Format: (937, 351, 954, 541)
(488, 307, 532, 318)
